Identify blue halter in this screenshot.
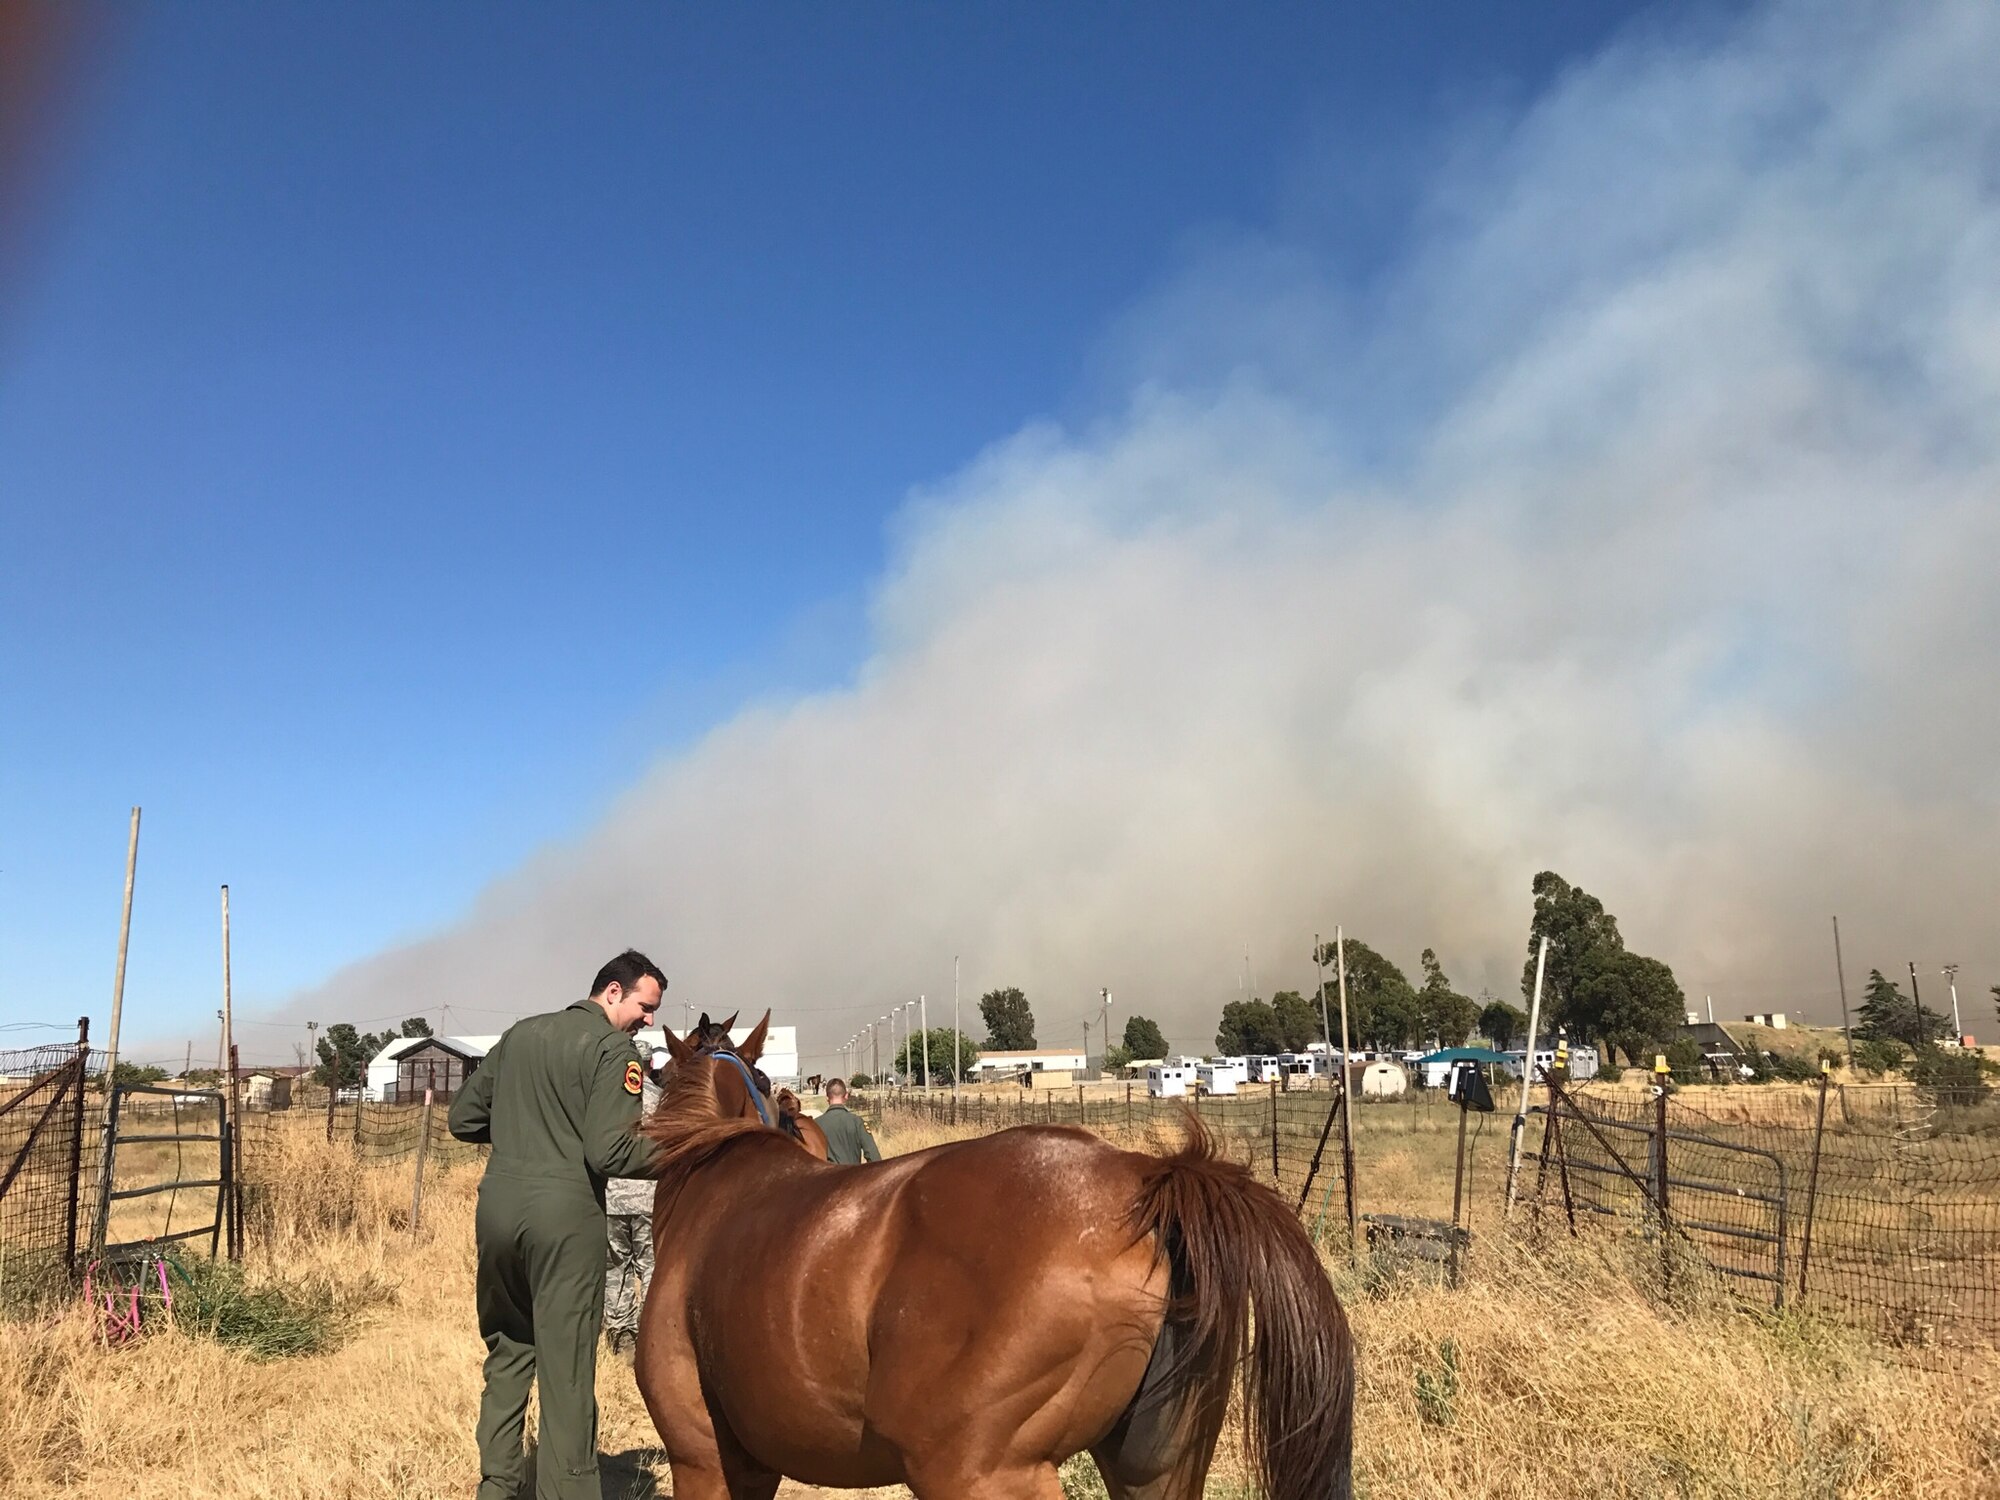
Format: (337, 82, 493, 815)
(707, 1046, 773, 1128)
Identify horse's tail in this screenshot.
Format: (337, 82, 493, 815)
(1128, 1116, 1355, 1500)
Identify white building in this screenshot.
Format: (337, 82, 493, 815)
(365, 1020, 803, 1102)
(636, 1024, 799, 1086)
(1360, 1060, 1408, 1098)
(365, 1035, 500, 1102)
(969, 1048, 1087, 1079)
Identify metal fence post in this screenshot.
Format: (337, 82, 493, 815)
(1652, 1059, 1672, 1290)
(1798, 1067, 1831, 1303)
(325, 1076, 338, 1144)
(61, 1017, 91, 1277)
(227, 1042, 245, 1259)
(1269, 1081, 1280, 1185)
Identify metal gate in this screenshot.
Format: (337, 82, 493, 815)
(93, 1084, 232, 1262)
(1529, 1085, 1791, 1307)
(0, 1024, 93, 1282)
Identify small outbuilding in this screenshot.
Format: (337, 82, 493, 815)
(1360, 1060, 1408, 1098)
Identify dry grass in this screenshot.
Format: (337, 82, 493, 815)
(0, 1113, 1995, 1498)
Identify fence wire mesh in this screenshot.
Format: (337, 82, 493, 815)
(1526, 1080, 2000, 1348)
(0, 1041, 100, 1305)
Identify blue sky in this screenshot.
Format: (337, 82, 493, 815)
(6, 0, 1847, 1064)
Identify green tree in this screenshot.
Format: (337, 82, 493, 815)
(1122, 1015, 1169, 1060)
(1216, 999, 1284, 1056)
(979, 988, 1037, 1049)
(1478, 999, 1528, 1051)
(1314, 937, 1420, 1048)
(1910, 1045, 1990, 1108)
(1102, 1043, 1134, 1074)
(1271, 990, 1322, 1051)
(185, 1067, 221, 1087)
(1416, 951, 1478, 1048)
(1522, 871, 1625, 1036)
(1854, 969, 1948, 1049)
(111, 1062, 168, 1088)
(894, 1028, 980, 1083)
(1570, 948, 1685, 1066)
(399, 1017, 434, 1038)
(314, 1022, 394, 1090)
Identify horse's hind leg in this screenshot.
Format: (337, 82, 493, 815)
(1088, 1317, 1222, 1500)
(1090, 1437, 1217, 1500)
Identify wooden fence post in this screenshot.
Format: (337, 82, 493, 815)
(410, 1078, 434, 1235)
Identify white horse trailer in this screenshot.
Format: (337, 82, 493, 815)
(1146, 1064, 1196, 1098)
(1195, 1061, 1243, 1096)
(1244, 1056, 1282, 1084)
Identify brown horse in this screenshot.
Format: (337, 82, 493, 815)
(773, 1086, 831, 1161)
(638, 1014, 1355, 1500)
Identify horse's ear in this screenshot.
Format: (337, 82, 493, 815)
(664, 1027, 697, 1064)
(718, 1010, 740, 1037)
(696, 1012, 713, 1033)
(736, 1011, 771, 1065)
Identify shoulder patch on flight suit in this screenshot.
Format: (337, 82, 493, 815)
(623, 1060, 644, 1095)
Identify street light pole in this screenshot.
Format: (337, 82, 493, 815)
(919, 994, 929, 1089)
(1944, 965, 1963, 1043)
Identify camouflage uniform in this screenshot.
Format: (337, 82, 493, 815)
(603, 1057, 660, 1348)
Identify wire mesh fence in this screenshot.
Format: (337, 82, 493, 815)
(868, 1076, 2000, 1352)
(0, 1036, 101, 1305)
(1524, 1077, 2000, 1349)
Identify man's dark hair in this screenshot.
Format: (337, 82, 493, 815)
(590, 948, 667, 999)
(824, 1077, 848, 1100)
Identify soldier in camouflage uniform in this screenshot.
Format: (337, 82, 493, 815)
(602, 1043, 661, 1356)
(447, 949, 664, 1500)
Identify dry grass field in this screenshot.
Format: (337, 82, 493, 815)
(2, 1111, 1997, 1499)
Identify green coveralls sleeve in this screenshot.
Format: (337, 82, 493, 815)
(857, 1116, 882, 1162)
(583, 1033, 656, 1179)
(448, 1037, 500, 1143)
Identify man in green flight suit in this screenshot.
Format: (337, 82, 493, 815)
(816, 1077, 881, 1165)
(448, 949, 665, 1500)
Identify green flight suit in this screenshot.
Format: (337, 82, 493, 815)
(817, 1102, 881, 1165)
(448, 1000, 656, 1500)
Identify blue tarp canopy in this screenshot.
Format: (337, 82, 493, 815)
(1414, 1047, 1510, 1065)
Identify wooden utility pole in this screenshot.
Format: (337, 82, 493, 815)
(103, 808, 142, 1098)
(1831, 917, 1853, 1065)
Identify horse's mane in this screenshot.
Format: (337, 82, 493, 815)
(637, 1050, 773, 1185)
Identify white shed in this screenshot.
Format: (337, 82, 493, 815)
(1360, 1060, 1408, 1099)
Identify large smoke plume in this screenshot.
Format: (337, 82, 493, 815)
(275, 1, 2000, 1064)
